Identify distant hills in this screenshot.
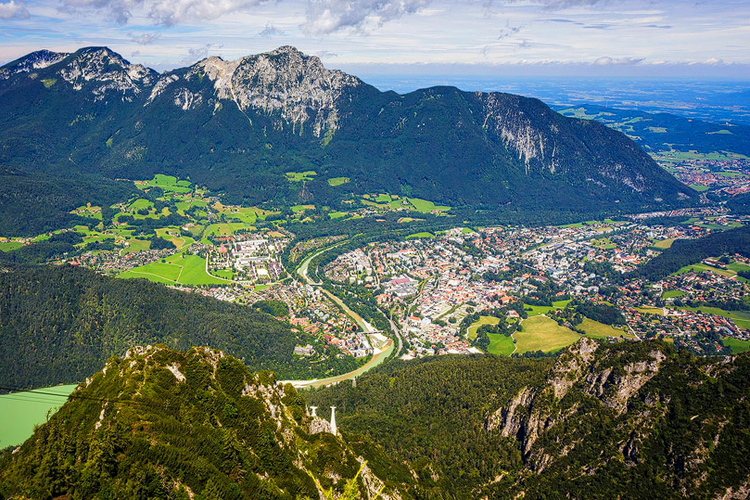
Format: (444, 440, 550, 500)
(556, 104, 750, 157)
(0, 46, 696, 235)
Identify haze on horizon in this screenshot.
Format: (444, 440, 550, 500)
(1, 0, 749, 80)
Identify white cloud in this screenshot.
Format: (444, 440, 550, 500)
(593, 56, 644, 65)
(259, 22, 284, 37)
(301, 0, 432, 35)
(130, 32, 161, 44)
(0, 0, 29, 19)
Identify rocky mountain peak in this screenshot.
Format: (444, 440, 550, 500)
(0, 49, 69, 80)
(56, 46, 158, 101)
(227, 46, 363, 136)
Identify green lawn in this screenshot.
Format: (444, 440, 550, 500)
(0, 241, 23, 252)
(128, 198, 154, 212)
(524, 300, 572, 317)
(121, 239, 151, 253)
(663, 290, 686, 299)
(674, 263, 736, 278)
(635, 306, 666, 316)
(285, 171, 317, 182)
(0, 384, 78, 447)
(653, 238, 675, 249)
(723, 338, 750, 354)
(291, 205, 316, 213)
(515, 316, 582, 354)
(467, 315, 500, 340)
(487, 333, 516, 356)
(328, 177, 350, 186)
(204, 222, 252, 237)
(329, 212, 348, 219)
(578, 318, 635, 339)
(406, 197, 451, 214)
(406, 232, 435, 239)
(120, 254, 232, 286)
(146, 174, 193, 193)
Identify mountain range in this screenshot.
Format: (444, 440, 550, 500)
(0, 46, 696, 236)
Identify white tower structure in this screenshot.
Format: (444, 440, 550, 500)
(330, 406, 337, 436)
(309, 406, 318, 417)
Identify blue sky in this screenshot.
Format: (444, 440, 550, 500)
(1, 0, 749, 77)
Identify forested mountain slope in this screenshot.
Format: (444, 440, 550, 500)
(0, 264, 354, 389)
(0, 345, 408, 499)
(309, 338, 750, 499)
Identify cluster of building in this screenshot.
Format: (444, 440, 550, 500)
(667, 158, 750, 195)
(204, 233, 289, 283)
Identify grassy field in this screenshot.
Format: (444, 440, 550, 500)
(145, 174, 193, 193)
(329, 212, 348, 219)
(653, 238, 675, 249)
(674, 263, 736, 278)
(121, 239, 151, 253)
(285, 171, 317, 182)
(487, 333, 516, 356)
(406, 197, 451, 214)
(328, 177, 350, 186)
(663, 290, 687, 299)
(0, 241, 23, 252)
(724, 338, 750, 354)
(515, 316, 582, 354)
(467, 316, 500, 340)
(0, 384, 78, 447)
(524, 300, 572, 317)
(291, 205, 316, 213)
(578, 318, 635, 339)
(204, 222, 252, 237)
(670, 306, 750, 330)
(120, 254, 232, 286)
(154, 227, 195, 250)
(406, 232, 435, 239)
(635, 306, 666, 316)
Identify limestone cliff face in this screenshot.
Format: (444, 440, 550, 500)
(483, 338, 750, 498)
(488, 338, 669, 470)
(146, 46, 361, 137)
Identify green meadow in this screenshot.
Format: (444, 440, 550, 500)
(467, 316, 500, 340)
(487, 334, 516, 356)
(515, 316, 581, 354)
(0, 385, 78, 448)
(523, 300, 572, 317)
(327, 177, 350, 186)
(724, 338, 750, 354)
(285, 171, 317, 182)
(120, 253, 232, 286)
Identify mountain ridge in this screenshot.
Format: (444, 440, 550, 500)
(0, 45, 696, 225)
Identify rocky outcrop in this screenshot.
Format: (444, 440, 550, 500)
(491, 338, 672, 470)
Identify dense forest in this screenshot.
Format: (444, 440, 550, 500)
(0, 264, 357, 390)
(0, 167, 138, 237)
(309, 340, 750, 499)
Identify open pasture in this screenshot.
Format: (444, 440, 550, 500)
(515, 316, 582, 354)
(120, 253, 232, 285)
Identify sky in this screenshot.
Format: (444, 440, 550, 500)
(1, 0, 749, 79)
